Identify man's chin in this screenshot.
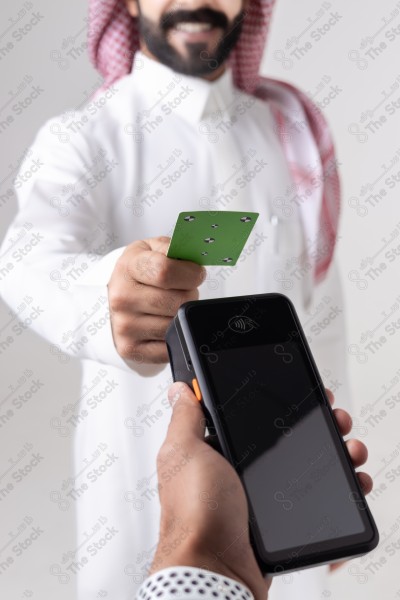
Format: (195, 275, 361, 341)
(165, 55, 224, 78)
(146, 43, 225, 78)
(165, 37, 226, 77)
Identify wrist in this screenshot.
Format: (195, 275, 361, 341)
(149, 538, 248, 590)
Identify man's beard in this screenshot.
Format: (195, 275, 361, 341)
(136, 6, 246, 77)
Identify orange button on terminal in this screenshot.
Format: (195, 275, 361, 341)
(192, 378, 202, 401)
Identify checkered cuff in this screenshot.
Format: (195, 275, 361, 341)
(136, 566, 254, 600)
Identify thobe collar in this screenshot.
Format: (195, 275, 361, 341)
(130, 51, 238, 124)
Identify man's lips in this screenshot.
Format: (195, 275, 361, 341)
(170, 22, 222, 42)
(175, 22, 213, 33)
(162, 8, 228, 33)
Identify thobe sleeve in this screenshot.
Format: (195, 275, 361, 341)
(0, 117, 164, 377)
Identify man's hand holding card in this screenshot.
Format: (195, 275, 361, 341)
(108, 212, 259, 364)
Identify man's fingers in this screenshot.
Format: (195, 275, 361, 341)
(112, 313, 171, 340)
(357, 472, 373, 495)
(325, 388, 335, 406)
(132, 249, 206, 291)
(109, 237, 205, 365)
(116, 340, 169, 364)
(121, 236, 198, 291)
(166, 382, 205, 442)
(346, 438, 368, 468)
(135, 287, 200, 317)
(332, 408, 353, 437)
(112, 278, 199, 317)
(326, 390, 354, 436)
(147, 236, 171, 255)
(128, 236, 171, 257)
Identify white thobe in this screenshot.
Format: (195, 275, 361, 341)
(0, 51, 350, 599)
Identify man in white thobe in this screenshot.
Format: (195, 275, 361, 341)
(0, 0, 351, 598)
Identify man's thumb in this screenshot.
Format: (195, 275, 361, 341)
(167, 382, 205, 440)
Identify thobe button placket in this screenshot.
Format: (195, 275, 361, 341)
(270, 214, 279, 253)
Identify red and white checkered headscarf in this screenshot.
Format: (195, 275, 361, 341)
(87, 0, 340, 284)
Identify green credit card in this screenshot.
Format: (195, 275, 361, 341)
(167, 211, 259, 266)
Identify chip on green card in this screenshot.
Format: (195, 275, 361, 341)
(167, 211, 260, 266)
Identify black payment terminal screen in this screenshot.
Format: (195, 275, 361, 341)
(204, 341, 365, 555)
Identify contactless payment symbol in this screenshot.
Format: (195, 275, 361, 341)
(228, 315, 259, 333)
(167, 211, 259, 266)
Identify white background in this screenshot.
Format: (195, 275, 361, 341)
(0, 0, 399, 598)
